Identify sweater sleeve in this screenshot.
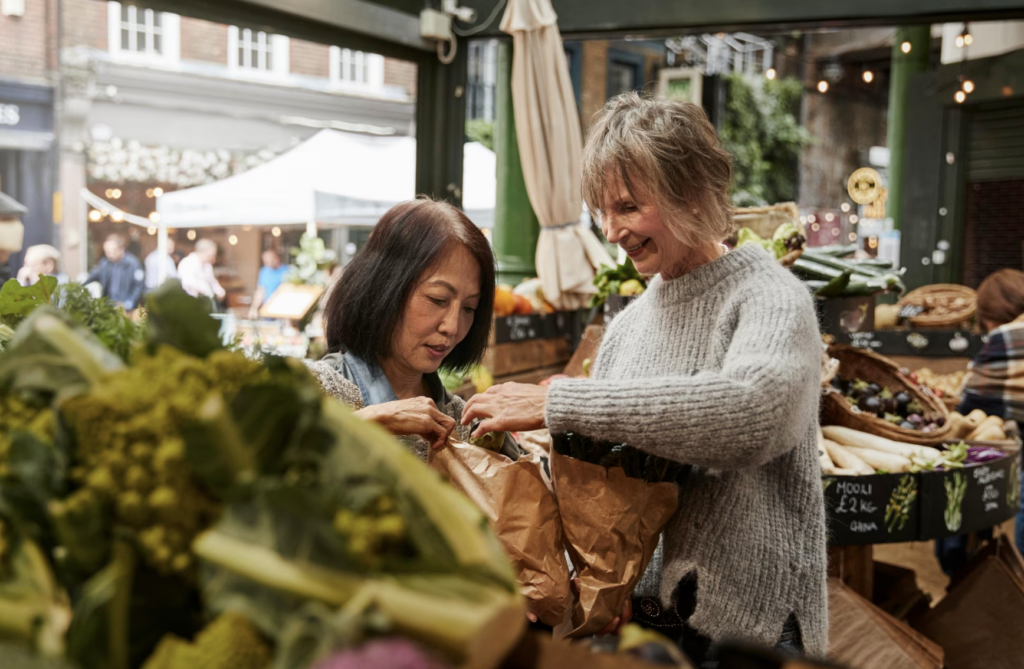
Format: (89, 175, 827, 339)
(545, 289, 820, 469)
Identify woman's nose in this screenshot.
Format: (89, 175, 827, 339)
(603, 214, 626, 244)
(438, 305, 459, 335)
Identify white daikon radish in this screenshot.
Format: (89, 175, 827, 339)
(823, 439, 875, 475)
(843, 446, 913, 473)
(821, 426, 942, 460)
(818, 430, 836, 472)
(823, 466, 862, 476)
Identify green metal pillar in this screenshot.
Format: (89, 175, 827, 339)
(492, 41, 540, 285)
(886, 25, 930, 230)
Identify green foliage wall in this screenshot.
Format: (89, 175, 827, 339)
(719, 73, 812, 207)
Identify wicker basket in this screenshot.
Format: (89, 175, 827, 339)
(733, 202, 801, 240)
(898, 284, 977, 329)
(824, 344, 952, 445)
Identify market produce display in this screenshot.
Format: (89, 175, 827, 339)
(0, 283, 523, 669)
(589, 259, 646, 309)
(947, 409, 1009, 442)
(820, 426, 1013, 476)
(791, 248, 905, 298)
(911, 368, 966, 400)
(736, 222, 805, 263)
(0, 278, 144, 361)
(828, 377, 941, 432)
(897, 284, 977, 328)
(493, 279, 555, 317)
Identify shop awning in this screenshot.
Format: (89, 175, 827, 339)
(156, 129, 496, 228)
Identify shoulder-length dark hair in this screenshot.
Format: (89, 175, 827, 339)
(324, 198, 495, 372)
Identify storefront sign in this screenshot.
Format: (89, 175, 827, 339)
(0, 82, 55, 150)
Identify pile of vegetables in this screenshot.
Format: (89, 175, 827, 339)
(948, 409, 1009, 442)
(912, 368, 965, 399)
(791, 246, 905, 298)
(735, 222, 805, 262)
(551, 433, 686, 484)
(493, 279, 554, 317)
(828, 377, 943, 432)
(589, 259, 645, 309)
(0, 277, 144, 361)
(819, 425, 1010, 476)
(0, 283, 523, 669)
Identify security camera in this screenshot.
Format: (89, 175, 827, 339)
(443, 0, 477, 24)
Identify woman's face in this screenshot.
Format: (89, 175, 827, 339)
(390, 244, 481, 376)
(599, 172, 693, 279)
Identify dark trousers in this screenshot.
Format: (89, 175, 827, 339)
(631, 577, 803, 669)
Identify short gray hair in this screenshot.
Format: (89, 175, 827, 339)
(582, 92, 734, 248)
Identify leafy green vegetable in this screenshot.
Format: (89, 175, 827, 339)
(0, 277, 58, 328)
(52, 284, 144, 362)
(144, 281, 223, 359)
(590, 259, 645, 309)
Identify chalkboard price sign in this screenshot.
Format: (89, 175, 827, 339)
(919, 448, 1022, 539)
(824, 473, 920, 545)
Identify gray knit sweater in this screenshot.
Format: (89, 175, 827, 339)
(546, 245, 828, 656)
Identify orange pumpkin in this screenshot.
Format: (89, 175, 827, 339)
(494, 287, 516, 317)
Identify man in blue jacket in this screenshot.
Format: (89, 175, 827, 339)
(85, 233, 146, 311)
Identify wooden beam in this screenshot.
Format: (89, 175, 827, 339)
(460, 0, 1024, 39)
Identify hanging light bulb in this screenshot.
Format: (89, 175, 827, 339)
(850, 214, 860, 224)
(862, 70, 874, 83)
(901, 41, 912, 54)
(110, 211, 124, 222)
(147, 226, 157, 235)
(963, 24, 973, 46)
(187, 230, 196, 240)
(228, 235, 239, 246)
(765, 68, 777, 80)
(817, 80, 829, 93)
(955, 90, 967, 103)
(841, 203, 851, 213)
(848, 232, 858, 242)
(963, 80, 975, 94)
(271, 226, 282, 237)
(88, 209, 102, 222)
(152, 187, 164, 197)
(148, 212, 160, 223)
(955, 34, 965, 48)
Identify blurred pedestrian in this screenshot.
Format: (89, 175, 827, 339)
(178, 238, 226, 302)
(145, 236, 179, 291)
(84, 234, 145, 311)
(17, 244, 63, 286)
(247, 248, 289, 318)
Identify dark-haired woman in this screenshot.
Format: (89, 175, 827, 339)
(306, 198, 515, 461)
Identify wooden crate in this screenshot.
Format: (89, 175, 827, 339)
(482, 337, 570, 378)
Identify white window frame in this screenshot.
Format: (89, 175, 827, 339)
(328, 46, 385, 91)
(227, 26, 290, 78)
(107, 1, 180, 64)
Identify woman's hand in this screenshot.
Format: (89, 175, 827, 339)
(461, 383, 548, 437)
(355, 397, 456, 450)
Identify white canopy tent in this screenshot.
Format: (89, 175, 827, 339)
(156, 129, 496, 229)
(153, 129, 496, 283)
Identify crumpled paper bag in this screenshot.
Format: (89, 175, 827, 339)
(430, 441, 571, 627)
(549, 451, 678, 638)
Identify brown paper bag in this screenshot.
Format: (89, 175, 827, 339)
(429, 442, 571, 627)
(549, 451, 678, 638)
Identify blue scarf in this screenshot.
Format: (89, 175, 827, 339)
(340, 352, 400, 407)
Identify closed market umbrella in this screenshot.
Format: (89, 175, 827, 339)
(500, 0, 613, 310)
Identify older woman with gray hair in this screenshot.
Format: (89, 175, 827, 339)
(462, 93, 826, 664)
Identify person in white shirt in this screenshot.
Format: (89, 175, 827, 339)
(144, 236, 179, 291)
(177, 238, 225, 302)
